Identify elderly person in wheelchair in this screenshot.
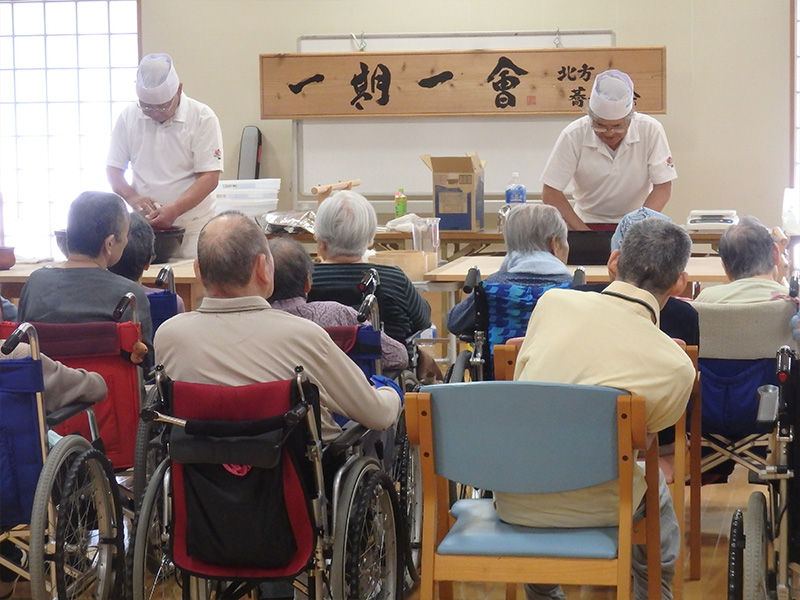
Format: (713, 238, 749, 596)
(446, 203, 573, 338)
(152, 211, 402, 599)
(267, 236, 408, 372)
(154, 211, 401, 442)
(310, 190, 441, 381)
(18, 190, 153, 363)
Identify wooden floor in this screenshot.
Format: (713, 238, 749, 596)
(6, 466, 754, 600)
(407, 466, 754, 600)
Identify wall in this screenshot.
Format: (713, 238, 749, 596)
(140, 0, 791, 227)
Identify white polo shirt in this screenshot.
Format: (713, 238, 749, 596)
(107, 94, 224, 230)
(541, 113, 676, 223)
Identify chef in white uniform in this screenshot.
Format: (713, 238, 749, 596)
(107, 53, 223, 257)
(541, 69, 676, 231)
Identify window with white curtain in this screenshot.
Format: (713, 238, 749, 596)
(0, 0, 139, 258)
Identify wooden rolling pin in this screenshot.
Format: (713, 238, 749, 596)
(312, 179, 362, 203)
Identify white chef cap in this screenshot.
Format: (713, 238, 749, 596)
(136, 54, 180, 105)
(588, 69, 634, 121)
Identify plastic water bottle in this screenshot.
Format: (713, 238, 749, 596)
(394, 188, 407, 218)
(505, 172, 526, 204)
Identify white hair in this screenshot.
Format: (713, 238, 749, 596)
(315, 190, 377, 257)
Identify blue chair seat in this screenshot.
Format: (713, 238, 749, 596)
(439, 499, 619, 559)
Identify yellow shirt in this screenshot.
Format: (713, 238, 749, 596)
(494, 281, 694, 527)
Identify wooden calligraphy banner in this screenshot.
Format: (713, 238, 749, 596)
(260, 47, 665, 119)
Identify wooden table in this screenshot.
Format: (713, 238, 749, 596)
(271, 229, 723, 262)
(424, 255, 728, 285)
(0, 259, 205, 311)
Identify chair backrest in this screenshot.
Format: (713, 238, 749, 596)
(483, 281, 571, 351)
(695, 299, 797, 359)
(0, 320, 142, 468)
(324, 325, 381, 379)
(0, 355, 45, 528)
(167, 376, 320, 580)
(147, 289, 179, 334)
(695, 300, 797, 435)
(418, 381, 631, 494)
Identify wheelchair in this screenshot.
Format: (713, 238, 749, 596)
(310, 266, 441, 389)
(728, 345, 800, 600)
(128, 365, 404, 600)
(0, 292, 147, 471)
(0, 323, 125, 600)
(444, 266, 577, 383)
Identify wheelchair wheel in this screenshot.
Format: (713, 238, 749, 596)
(729, 508, 744, 600)
(29, 435, 93, 600)
(133, 387, 169, 508)
(131, 459, 182, 600)
(743, 491, 770, 600)
(392, 413, 422, 587)
(331, 458, 402, 599)
(55, 448, 124, 600)
(445, 350, 478, 383)
(344, 470, 402, 600)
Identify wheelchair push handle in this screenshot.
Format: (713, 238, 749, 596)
(463, 266, 481, 294)
(357, 293, 378, 324)
(572, 266, 586, 287)
(777, 345, 794, 383)
(113, 292, 138, 323)
(1, 322, 40, 358)
(155, 265, 176, 293)
(359, 268, 380, 296)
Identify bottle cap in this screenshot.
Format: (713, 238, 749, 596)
(398, 188, 404, 193)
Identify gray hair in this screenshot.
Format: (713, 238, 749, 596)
(315, 190, 377, 258)
(616, 218, 691, 296)
(718, 216, 775, 280)
(109, 212, 155, 281)
(67, 191, 129, 258)
(268, 237, 315, 302)
(197, 211, 271, 291)
(503, 203, 567, 253)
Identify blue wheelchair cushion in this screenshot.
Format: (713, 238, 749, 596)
(438, 499, 619, 559)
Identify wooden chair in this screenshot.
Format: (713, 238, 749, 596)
(497, 340, 698, 593)
(496, 339, 692, 596)
(406, 381, 662, 600)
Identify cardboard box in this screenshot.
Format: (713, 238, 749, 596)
(421, 153, 485, 231)
(369, 250, 438, 281)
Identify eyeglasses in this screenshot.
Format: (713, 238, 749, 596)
(591, 123, 629, 134)
(138, 95, 177, 113)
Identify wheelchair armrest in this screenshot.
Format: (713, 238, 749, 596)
(327, 421, 370, 456)
(46, 401, 96, 428)
(755, 384, 780, 429)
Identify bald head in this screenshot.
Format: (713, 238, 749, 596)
(197, 211, 273, 297)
